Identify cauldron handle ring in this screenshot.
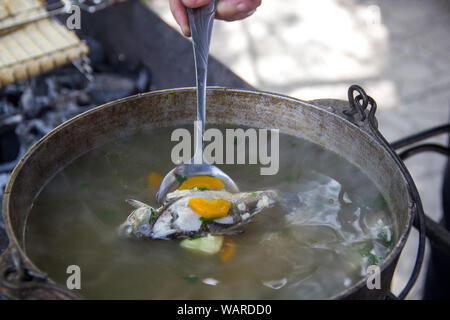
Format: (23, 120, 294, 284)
(0, 245, 80, 299)
(344, 85, 427, 300)
(385, 202, 426, 300)
(343, 84, 369, 121)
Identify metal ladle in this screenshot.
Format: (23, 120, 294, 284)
(157, 0, 239, 204)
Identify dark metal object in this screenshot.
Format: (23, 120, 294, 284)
(392, 124, 450, 161)
(0, 86, 425, 299)
(343, 84, 371, 121)
(424, 130, 450, 299)
(398, 144, 450, 160)
(390, 124, 450, 150)
(390, 124, 450, 257)
(420, 215, 450, 257)
(395, 111, 450, 299)
(0, 247, 79, 299)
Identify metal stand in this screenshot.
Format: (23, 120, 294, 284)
(391, 124, 450, 256)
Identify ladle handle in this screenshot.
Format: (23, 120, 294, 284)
(187, 0, 217, 164)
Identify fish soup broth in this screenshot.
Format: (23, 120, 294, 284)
(25, 126, 394, 299)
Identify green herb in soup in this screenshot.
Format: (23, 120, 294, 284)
(25, 126, 394, 299)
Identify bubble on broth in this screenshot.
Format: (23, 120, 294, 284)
(24, 126, 394, 299)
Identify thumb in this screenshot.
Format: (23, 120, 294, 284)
(181, 0, 213, 8)
(216, 0, 260, 21)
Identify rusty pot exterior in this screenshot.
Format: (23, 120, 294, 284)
(0, 88, 420, 299)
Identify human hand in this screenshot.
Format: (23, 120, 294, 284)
(169, 0, 261, 36)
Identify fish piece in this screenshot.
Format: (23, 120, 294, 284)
(118, 189, 279, 240)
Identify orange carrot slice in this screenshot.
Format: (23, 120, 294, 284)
(188, 198, 231, 219)
(148, 172, 163, 191)
(220, 238, 236, 263)
(179, 176, 224, 190)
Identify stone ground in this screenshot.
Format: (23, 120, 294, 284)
(147, 0, 450, 299)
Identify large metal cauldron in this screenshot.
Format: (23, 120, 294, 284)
(0, 86, 425, 299)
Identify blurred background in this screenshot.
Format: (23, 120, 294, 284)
(147, 0, 450, 299)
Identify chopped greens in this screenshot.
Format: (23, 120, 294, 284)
(150, 208, 156, 222)
(377, 231, 393, 247)
(189, 186, 209, 191)
(103, 210, 113, 216)
(175, 173, 188, 183)
(102, 204, 115, 219)
(366, 194, 387, 210)
(281, 227, 291, 236)
(251, 192, 257, 196)
(181, 274, 200, 284)
(199, 217, 216, 224)
(359, 249, 380, 265)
